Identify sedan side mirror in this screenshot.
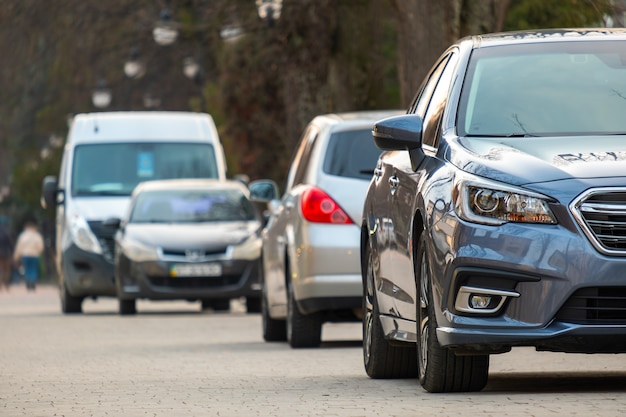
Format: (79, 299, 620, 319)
(373, 114, 426, 171)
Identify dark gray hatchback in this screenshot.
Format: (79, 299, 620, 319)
(110, 179, 264, 315)
(362, 29, 626, 392)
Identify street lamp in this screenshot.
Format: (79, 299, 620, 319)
(153, 7, 178, 46)
(143, 92, 161, 109)
(92, 79, 112, 109)
(256, 0, 283, 25)
(182, 57, 201, 81)
(124, 47, 146, 79)
(220, 26, 244, 43)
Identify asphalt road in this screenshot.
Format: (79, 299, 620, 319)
(1, 284, 625, 417)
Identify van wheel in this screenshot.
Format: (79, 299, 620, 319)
(119, 299, 136, 315)
(60, 282, 83, 314)
(416, 233, 489, 392)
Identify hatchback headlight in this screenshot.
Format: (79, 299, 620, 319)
(231, 235, 262, 260)
(454, 175, 557, 225)
(121, 237, 159, 262)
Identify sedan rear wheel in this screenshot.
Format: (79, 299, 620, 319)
(363, 244, 417, 378)
(416, 233, 489, 392)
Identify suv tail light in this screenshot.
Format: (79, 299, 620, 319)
(300, 186, 353, 224)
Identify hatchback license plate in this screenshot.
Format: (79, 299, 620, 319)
(171, 263, 222, 277)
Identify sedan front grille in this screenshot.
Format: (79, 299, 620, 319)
(571, 189, 626, 255)
(556, 287, 626, 324)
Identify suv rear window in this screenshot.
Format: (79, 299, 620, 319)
(323, 129, 381, 180)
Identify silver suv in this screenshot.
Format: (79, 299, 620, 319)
(261, 110, 401, 347)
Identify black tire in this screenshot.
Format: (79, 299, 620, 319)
(416, 233, 489, 392)
(246, 297, 262, 314)
(287, 283, 322, 348)
(202, 299, 230, 311)
(60, 282, 83, 314)
(363, 243, 417, 378)
(262, 287, 287, 342)
(119, 299, 136, 315)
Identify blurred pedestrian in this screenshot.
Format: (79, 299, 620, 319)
(0, 218, 13, 291)
(13, 217, 44, 291)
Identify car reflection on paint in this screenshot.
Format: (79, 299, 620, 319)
(362, 29, 626, 393)
(107, 179, 265, 315)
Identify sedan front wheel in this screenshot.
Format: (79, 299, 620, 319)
(416, 233, 489, 392)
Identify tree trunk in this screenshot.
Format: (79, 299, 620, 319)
(390, 0, 510, 107)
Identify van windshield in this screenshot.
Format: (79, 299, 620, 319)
(71, 143, 218, 196)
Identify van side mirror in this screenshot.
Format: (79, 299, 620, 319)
(41, 175, 60, 209)
(249, 179, 279, 202)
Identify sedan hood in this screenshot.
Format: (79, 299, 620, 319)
(448, 135, 626, 186)
(124, 221, 260, 249)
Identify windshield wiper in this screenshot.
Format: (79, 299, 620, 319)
(77, 190, 129, 196)
(465, 133, 541, 138)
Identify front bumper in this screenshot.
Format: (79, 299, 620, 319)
(427, 211, 626, 354)
(116, 257, 260, 301)
(437, 321, 626, 353)
(62, 244, 117, 297)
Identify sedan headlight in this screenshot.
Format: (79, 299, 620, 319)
(454, 174, 557, 225)
(120, 237, 159, 262)
(69, 212, 102, 254)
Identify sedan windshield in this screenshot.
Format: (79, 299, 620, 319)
(458, 40, 626, 137)
(130, 189, 256, 223)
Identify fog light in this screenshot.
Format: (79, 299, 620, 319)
(470, 294, 492, 309)
(455, 286, 520, 314)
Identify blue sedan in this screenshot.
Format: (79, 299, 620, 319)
(362, 29, 626, 392)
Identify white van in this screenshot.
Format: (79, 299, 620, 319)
(42, 111, 227, 313)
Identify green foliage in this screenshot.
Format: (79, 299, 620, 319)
(2, 0, 623, 218)
(505, 0, 612, 30)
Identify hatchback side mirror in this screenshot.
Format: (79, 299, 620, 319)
(249, 179, 279, 202)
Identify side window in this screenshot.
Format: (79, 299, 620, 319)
(408, 56, 450, 118)
(422, 52, 459, 148)
(284, 125, 318, 192)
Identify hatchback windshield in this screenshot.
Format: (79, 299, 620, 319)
(130, 189, 256, 223)
(458, 40, 626, 137)
(72, 143, 218, 196)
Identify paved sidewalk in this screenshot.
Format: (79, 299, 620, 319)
(1, 284, 625, 416)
